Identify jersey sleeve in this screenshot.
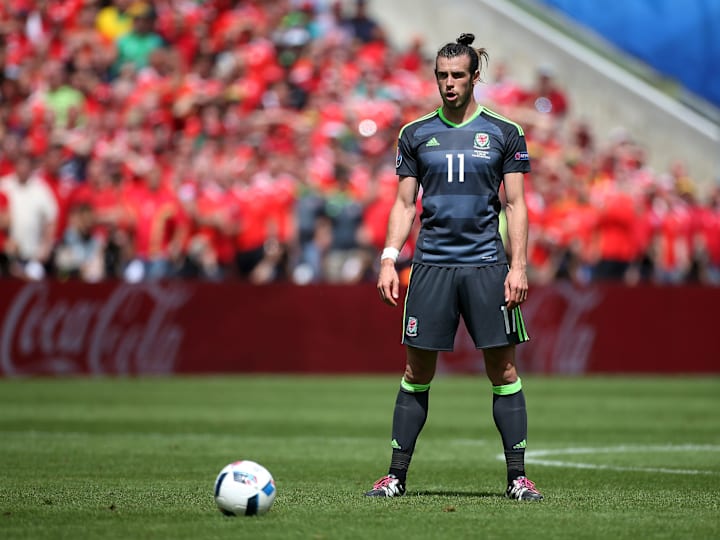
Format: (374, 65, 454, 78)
(503, 126, 531, 175)
(395, 130, 418, 178)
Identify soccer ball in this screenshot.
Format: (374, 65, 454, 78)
(214, 460, 276, 516)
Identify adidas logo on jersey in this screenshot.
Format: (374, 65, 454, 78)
(425, 137, 440, 147)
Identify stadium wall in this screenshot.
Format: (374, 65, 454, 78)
(0, 280, 717, 377)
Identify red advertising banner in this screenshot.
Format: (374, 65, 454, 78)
(442, 282, 719, 374)
(0, 280, 717, 376)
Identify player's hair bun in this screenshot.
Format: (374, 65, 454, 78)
(457, 33, 475, 46)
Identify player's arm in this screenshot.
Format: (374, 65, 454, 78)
(377, 175, 418, 306)
(503, 171, 529, 309)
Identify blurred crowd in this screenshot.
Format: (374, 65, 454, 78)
(0, 0, 719, 286)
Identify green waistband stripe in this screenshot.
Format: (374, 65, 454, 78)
(493, 378, 522, 395)
(401, 378, 431, 393)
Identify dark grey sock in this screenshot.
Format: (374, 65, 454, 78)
(388, 387, 429, 482)
(492, 389, 528, 482)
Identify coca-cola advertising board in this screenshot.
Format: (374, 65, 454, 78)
(0, 280, 717, 376)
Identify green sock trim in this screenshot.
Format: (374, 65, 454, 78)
(492, 378, 522, 396)
(400, 378, 431, 393)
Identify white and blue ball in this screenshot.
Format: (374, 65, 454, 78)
(214, 460, 276, 516)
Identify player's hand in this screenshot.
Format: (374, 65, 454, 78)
(504, 266, 528, 310)
(377, 260, 400, 307)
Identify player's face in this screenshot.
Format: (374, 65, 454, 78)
(435, 55, 478, 112)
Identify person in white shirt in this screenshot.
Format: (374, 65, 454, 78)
(0, 153, 58, 279)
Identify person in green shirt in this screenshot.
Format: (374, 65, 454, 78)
(43, 61, 85, 128)
(113, 4, 164, 76)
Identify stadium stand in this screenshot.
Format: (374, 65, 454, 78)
(0, 0, 719, 286)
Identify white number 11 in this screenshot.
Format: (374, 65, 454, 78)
(446, 153, 465, 183)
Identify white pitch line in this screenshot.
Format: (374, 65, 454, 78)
(527, 444, 720, 455)
(497, 444, 720, 476)
(523, 458, 717, 476)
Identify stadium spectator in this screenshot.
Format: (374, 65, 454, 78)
(322, 163, 370, 282)
(0, 152, 58, 280)
(112, 2, 164, 76)
(396, 35, 426, 73)
(54, 200, 105, 282)
(231, 150, 291, 284)
(180, 151, 240, 281)
(589, 174, 644, 283)
(520, 64, 569, 119)
(250, 148, 298, 283)
(563, 118, 596, 182)
(645, 177, 694, 284)
(123, 166, 188, 281)
(65, 1, 107, 64)
(695, 186, 720, 285)
(71, 154, 133, 277)
(40, 140, 80, 243)
(293, 209, 333, 284)
(345, 0, 381, 44)
(38, 60, 86, 129)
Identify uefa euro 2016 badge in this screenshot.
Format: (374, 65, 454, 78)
(395, 146, 403, 168)
(406, 316, 418, 337)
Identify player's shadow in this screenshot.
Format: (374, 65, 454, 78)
(412, 490, 501, 498)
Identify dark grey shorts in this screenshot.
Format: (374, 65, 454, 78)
(401, 263, 530, 351)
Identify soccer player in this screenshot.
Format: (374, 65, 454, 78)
(365, 33, 543, 501)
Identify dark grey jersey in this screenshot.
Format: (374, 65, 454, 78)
(396, 106, 531, 266)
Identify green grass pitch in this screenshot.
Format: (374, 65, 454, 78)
(1, 375, 718, 539)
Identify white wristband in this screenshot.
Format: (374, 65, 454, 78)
(381, 247, 400, 262)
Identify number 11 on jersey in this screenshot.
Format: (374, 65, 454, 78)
(446, 153, 465, 183)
